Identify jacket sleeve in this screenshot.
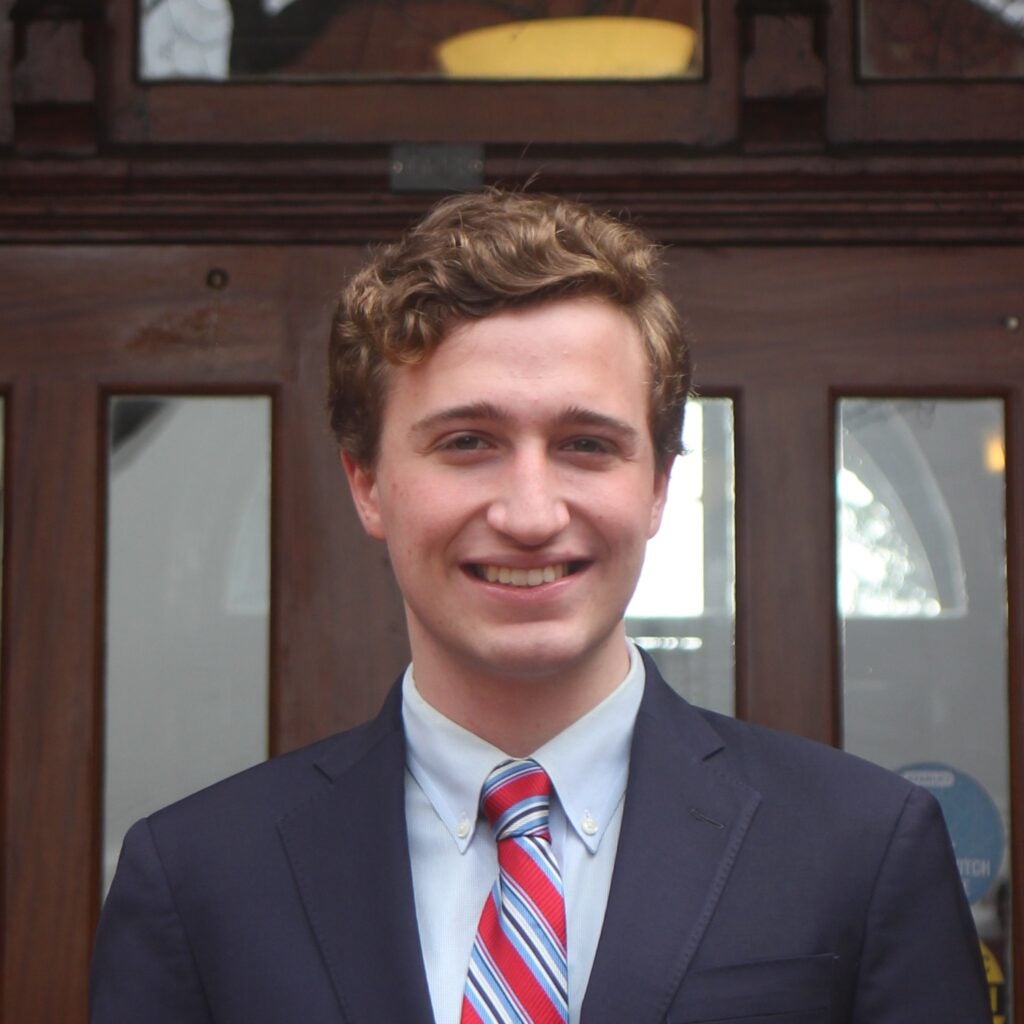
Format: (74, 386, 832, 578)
(90, 818, 214, 1024)
(851, 783, 991, 1023)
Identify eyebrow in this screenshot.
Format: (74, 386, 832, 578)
(409, 401, 641, 444)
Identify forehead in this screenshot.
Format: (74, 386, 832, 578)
(381, 297, 652, 427)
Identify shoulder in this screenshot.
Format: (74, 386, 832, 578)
(639, 664, 925, 835)
(646, 683, 958, 905)
(700, 705, 914, 808)
(140, 683, 404, 856)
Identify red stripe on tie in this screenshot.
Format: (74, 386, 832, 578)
(476, 897, 559, 1022)
(484, 768, 547, 823)
(501, 843, 567, 944)
(499, 946, 563, 1024)
(462, 760, 568, 1024)
(461, 997, 485, 1024)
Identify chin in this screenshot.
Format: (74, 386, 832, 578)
(469, 626, 623, 683)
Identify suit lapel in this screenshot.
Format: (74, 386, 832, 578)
(581, 662, 762, 1024)
(277, 685, 436, 1024)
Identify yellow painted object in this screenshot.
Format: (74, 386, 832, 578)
(980, 942, 1006, 1024)
(436, 17, 696, 79)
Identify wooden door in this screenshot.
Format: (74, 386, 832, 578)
(1, 242, 1019, 1021)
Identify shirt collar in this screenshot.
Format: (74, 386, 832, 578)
(403, 673, 508, 853)
(402, 643, 645, 855)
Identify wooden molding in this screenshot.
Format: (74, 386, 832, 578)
(1, 152, 1023, 244)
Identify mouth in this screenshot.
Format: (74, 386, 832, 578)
(468, 561, 587, 588)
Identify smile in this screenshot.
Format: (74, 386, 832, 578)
(470, 562, 583, 587)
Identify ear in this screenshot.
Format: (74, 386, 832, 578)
(648, 455, 674, 538)
(341, 451, 386, 540)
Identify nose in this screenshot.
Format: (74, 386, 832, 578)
(486, 449, 570, 546)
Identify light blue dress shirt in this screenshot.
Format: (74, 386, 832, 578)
(402, 642, 645, 1024)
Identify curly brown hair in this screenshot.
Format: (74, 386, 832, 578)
(328, 188, 691, 466)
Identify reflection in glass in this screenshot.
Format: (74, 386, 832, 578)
(139, 0, 703, 81)
(838, 402, 968, 618)
(103, 396, 271, 894)
(627, 398, 735, 716)
(860, 0, 1024, 79)
(838, 398, 1010, 1016)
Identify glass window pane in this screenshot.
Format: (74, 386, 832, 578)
(139, 0, 704, 81)
(627, 397, 735, 716)
(838, 398, 1011, 1021)
(860, 0, 1024, 80)
(103, 396, 271, 894)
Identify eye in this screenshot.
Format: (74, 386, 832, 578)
(564, 436, 612, 455)
(442, 433, 488, 451)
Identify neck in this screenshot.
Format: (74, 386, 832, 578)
(410, 637, 632, 756)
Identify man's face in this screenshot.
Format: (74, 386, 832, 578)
(344, 296, 670, 695)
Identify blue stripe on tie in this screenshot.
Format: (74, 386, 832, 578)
(467, 936, 529, 1023)
(501, 845, 564, 950)
(493, 800, 548, 839)
(467, 925, 541, 1024)
(463, 759, 568, 1024)
(483, 760, 538, 797)
(517, 834, 563, 891)
(501, 869, 564, 957)
(498, 881, 567, 1002)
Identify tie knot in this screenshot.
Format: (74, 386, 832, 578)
(481, 759, 552, 841)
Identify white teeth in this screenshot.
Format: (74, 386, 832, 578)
(481, 563, 570, 587)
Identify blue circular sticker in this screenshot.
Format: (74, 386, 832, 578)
(899, 763, 1004, 904)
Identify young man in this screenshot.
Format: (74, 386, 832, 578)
(92, 189, 989, 1023)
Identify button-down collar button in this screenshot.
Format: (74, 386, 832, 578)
(581, 811, 598, 836)
(456, 815, 471, 839)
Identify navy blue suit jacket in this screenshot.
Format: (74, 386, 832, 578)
(91, 659, 989, 1022)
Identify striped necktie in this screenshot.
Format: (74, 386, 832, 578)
(461, 759, 569, 1024)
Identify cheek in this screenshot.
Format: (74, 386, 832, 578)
(378, 478, 465, 549)
(593, 478, 664, 540)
